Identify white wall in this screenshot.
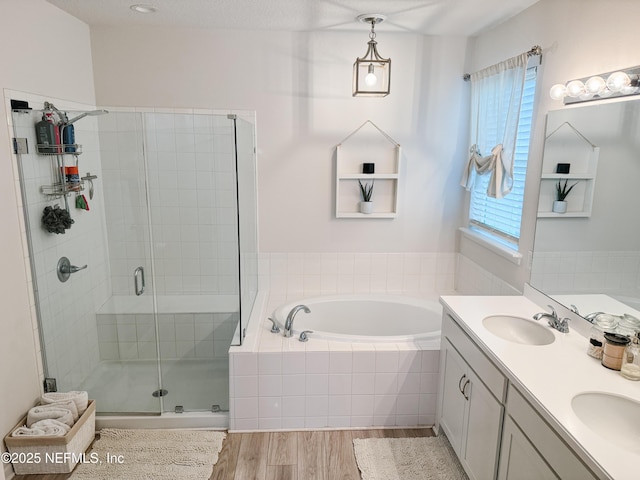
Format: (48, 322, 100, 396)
(462, 0, 640, 290)
(0, 0, 96, 473)
(89, 27, 469, 254)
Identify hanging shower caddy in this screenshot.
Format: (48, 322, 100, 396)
(36, 102, 101, 213)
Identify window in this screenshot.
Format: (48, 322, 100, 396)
(468, 66, 538, 247)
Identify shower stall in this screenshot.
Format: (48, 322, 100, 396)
(10, 102, 257, 425)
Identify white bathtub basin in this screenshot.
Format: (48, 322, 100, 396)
(272, 294, 441, 343)
(482, 315, 555, 346)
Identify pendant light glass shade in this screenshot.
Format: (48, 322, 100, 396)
(353, 15, 391, 97)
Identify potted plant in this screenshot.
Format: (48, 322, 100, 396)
(358, 179, 374, 214)
(553, 178, 578, 213)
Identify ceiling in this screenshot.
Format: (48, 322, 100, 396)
(47, 0, 539, 36)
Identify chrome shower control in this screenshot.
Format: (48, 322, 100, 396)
(57, 256, 87, 282)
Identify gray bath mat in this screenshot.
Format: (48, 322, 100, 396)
(353, 435, 468, 480)
(70, 428, 225, 479)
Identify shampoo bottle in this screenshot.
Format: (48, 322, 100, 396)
(62, 123, 75, 152)
(45, 112, 61, 152)
(35, 113, 57, 153)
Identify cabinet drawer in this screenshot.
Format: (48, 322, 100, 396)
(506, 385, 598, 480)
(443, 313, 507, 402)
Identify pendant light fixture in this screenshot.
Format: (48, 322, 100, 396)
(353, 14, 391, 97)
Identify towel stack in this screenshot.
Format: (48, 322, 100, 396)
(12, 391, 89, 437)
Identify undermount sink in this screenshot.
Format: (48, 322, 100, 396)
(482, 315, 555, 345)
(572, 392, 640, 453)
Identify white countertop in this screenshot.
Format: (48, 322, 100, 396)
(439, 294, 640, 480)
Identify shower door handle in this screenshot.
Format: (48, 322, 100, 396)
(134, 266, 145, 296)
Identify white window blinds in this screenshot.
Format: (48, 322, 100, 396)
(469, 66, 538, 243)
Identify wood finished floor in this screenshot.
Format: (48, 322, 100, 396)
(13, 427, 433, 480)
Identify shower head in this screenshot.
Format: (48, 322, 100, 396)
(66, 109, 109, 125)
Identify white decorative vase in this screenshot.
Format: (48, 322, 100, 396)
(552, 200, 567, 214)
(359, 201, 374, 214)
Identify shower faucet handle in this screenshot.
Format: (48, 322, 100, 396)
(299, 331, 313, 342)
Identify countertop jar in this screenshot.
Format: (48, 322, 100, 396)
(587, 314, 619, 360)
(616, 314, 640, 338)
(602, 333, 631, 370)
(621, 333, 640, 380)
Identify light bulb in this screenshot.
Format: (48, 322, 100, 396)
(566, 80, 585, 97)
(606, 71, 630, 92)
(585, 76, 606, 95)
(365, 64, 377, 86)
(549, 84, 567, 100)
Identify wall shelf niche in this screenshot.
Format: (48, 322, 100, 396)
(537, 121, 599, 218)
(335, 120, 400, 218)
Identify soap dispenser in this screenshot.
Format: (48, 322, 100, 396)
(621, 333, 640, 381)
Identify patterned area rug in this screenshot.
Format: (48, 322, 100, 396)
(70, 428, 225, 480)
(353, 435, 468, 480)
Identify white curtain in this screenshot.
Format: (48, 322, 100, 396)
(461, 53, 529, 199)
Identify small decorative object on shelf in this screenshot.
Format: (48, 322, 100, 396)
(358, 179, 374, 214)
(362, 162, 375, 174)
(553, 178, 578, 214)
(556, 163, 570, 174)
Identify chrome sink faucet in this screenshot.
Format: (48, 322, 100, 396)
(284, 305, 310, 337)
(533, 305, 570, 333)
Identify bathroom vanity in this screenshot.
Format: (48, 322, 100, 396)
(436, 294, 639, 480)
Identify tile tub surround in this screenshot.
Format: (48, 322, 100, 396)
(530, 250, 640, 295)
(229, 293, 441, 431)
(257, 252, 457, 297)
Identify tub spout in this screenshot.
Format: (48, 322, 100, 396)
(284, 305, 310, 337)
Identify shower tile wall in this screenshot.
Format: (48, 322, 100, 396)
(7, 93, 111, 389)
(147, 112, 239, 296)
(99, 111, 239, 297)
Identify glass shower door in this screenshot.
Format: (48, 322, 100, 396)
(93, 111, 163, 413)
(11, 106, 162, 414)
(145, 112, 241, 413)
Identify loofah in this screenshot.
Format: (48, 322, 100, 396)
(42, 205, 74, 234)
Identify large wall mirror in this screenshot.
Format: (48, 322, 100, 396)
(530, 98, 640, 318)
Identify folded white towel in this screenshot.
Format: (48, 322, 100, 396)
(12, 419, 70, 437)
(27, 405, 74, 428)
(46, 399, 79, 422)
(41, 391, 89, 415)
(12, 426, 46, 436)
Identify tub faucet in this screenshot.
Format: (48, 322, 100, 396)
(284, 305, 310, 337)
(533, 305, 570, 333)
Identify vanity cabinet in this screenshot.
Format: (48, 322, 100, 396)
(498, 385, 598, 480)
(437, 313, 507, 480)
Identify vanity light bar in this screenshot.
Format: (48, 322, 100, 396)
(550, 66, 640, 105)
